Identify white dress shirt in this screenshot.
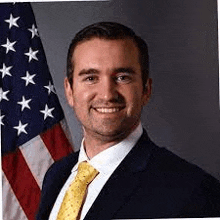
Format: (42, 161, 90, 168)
(49, 123, 143, 220)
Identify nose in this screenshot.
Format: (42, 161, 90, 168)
(98, 76, 118, 101)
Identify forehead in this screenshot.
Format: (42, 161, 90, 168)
(72, 38, 140, 66)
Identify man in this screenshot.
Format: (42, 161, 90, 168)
(37, 22, 220, 220)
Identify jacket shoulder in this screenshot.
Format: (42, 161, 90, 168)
(143, 142, 220, 216)
(113, 133, 220, 218)
(36, 152, 79, 220)
(43, 151, 79, 186)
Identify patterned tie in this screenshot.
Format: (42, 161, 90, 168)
(57, 161, 99, 220)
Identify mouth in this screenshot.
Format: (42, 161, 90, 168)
(93, 107, 125, 114)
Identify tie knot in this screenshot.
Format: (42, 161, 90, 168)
(76, 161, 99, 185)
(57, 161, 99, 220)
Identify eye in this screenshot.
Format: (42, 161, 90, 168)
(83, 75, 99, 84)
(115, 74, 132, 83)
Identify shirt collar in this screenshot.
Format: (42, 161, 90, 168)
(72, 123, 143, 174)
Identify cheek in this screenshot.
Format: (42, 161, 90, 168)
(124, 88, 143, 111)
(73, 86, 93, 108)
(125, 85, 143, 101)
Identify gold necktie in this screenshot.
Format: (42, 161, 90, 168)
(57, 161, 99, 220)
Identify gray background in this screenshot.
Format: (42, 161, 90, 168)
(31, 0, 219, 180)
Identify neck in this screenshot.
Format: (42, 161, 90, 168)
(83, 134, 123, 159)
(83, 122, 140, 159)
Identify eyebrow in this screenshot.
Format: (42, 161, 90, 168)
(78, 68, 100, 76)
(112, 67, 136, 75)
(78, 67, 136, 77)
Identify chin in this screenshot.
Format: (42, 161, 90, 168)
(83, 118, 140, 141)
(94, 125, 132, 140)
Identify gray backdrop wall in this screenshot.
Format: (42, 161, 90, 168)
(31, 0, 219, 180)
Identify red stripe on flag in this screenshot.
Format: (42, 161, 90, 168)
(2, 149, 41, 220)
(41, 123, 73, 161)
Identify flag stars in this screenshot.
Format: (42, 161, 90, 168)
(0, 115, 5, 126)
(0, 88, 9, 102)
(24, 47, 39, 62)
(44, 81, 56, 95)
(0, 63, 12, 78)
(21, 71, 36, 86)
(1, 38, 16, 54)
(13, 120, 28, 135)
(5, 14, 20, 29)
(40, 104, 55, 120)
(17, 96, 32, 111)
(28, 24, 39, 39)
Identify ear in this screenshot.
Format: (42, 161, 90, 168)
(64, 77, 74, 107)
(142, 78, 152, 106)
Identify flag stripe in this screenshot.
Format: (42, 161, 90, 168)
(20, 135, 54, 188)
(2, 149, 41, 220)
(2, 172, 27, 220)
(41, 122, 73, 161)
(60, 119, 73, 146)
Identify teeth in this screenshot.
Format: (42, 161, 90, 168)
(95, 108, 120, 113)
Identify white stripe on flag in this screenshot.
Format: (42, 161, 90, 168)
(2, 172, 28, 220)
(20, 135, 54, 189)
(60, 119, 74, 147)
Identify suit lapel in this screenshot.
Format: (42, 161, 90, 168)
(37, 152, 79, 220)
(84, 130, 156, 220)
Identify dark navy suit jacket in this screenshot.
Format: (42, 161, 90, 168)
(36, 130, 220, 219)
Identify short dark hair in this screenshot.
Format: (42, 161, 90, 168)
(67, 22, 149, 87)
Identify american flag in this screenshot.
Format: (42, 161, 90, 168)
(0, 3, 73, 219)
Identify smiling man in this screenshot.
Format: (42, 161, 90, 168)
(37, 22, 220, 220)
(65, 37, 151, 158)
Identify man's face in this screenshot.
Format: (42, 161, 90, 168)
(65, 38, 151, 142)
